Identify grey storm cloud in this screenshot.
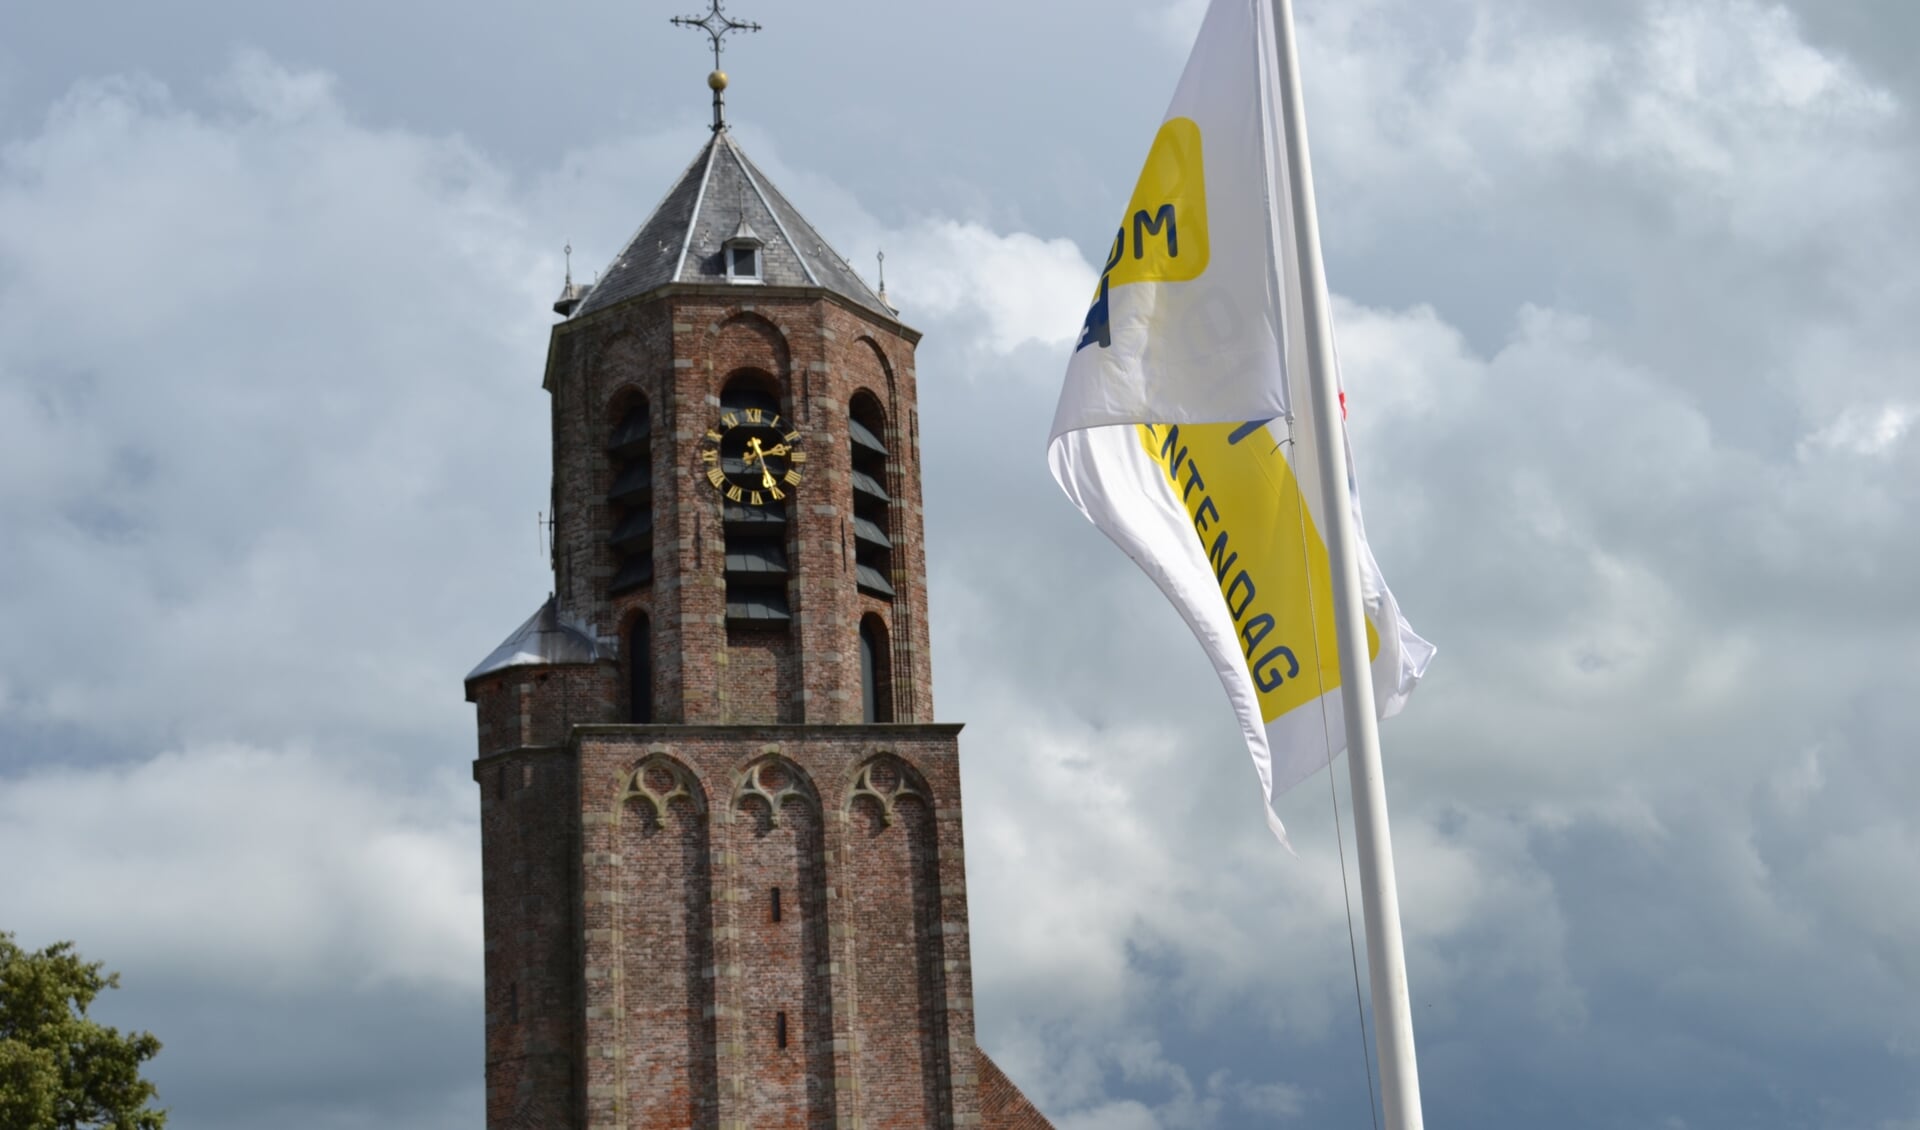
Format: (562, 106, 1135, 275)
(2, 1, 1918, 1128)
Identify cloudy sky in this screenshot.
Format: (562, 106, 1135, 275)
(3, 1, 1918, 1127)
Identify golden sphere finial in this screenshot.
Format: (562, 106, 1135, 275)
(708, 70, 729, 91)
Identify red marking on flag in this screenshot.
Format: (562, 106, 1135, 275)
(1339, 390, 1347, 419)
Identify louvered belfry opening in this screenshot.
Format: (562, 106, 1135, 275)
(607, 392, 654, 595)
(722, 375, 792, 624)
(849, 393, 894, 601)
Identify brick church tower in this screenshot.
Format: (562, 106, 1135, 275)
(462, 50, 1053, 1130)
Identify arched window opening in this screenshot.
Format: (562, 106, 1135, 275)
(607, 393, 653, 594)
(629, 613, 653, 724)
(722, 374, 793, 623)
(859, 615, 893, 724)
(849, 393, 894, 600)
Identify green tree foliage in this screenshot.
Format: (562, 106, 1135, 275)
(0, 932, 165, 1130)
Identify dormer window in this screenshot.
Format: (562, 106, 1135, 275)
(725, 218, 764, 284)
(729, 245, 759, 279)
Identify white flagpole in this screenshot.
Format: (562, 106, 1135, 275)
(1265, 0, 1427, 1126)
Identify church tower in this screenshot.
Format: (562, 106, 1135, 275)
(463, 17, 1051, 1130)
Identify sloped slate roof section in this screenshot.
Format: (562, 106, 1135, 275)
(572, 139, 718, 318)
(679, 137, 812, 289)
(728, 139, 895, 318)
(466, 596, 599, 682)
(571, 131, 895, 322)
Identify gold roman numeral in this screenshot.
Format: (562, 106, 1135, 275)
(784, 469, 802, 486)
(701, 448, 718, 463)
(745, 407, 764, 424)
(784, 430, 800, 444)
(790, 451, 808, 464)
(726, 485, 743, 502)
(705, 429, 722, 443)
(721, 412, 738, 428)
(768, 485, 785, 501)
(707, 468, 726, 487)
(749, 491, 764, 505)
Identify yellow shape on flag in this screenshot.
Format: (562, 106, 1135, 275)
(1138, 422, 1379, 724)
(1104, 117, 1211, 288)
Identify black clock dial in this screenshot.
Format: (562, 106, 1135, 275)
(699, 408, 806, 506)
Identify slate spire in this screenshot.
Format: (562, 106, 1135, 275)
(567, 130, 896, 323)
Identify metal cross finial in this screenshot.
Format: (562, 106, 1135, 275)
(563, 242, 573, 286)
(671, 1, 761, 131)
(671, 0, 759, 71)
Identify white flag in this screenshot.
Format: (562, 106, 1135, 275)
(1047, 0, 1433, 842)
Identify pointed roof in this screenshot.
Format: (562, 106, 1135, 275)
(569, 130, 896, 322)
(465, 596, 598, 682)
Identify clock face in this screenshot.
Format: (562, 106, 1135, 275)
(700, 407, 806, 505)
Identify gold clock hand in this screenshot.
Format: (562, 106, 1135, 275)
(761, 464, 775, 489)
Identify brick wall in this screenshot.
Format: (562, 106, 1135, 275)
(542, 287, 935, 731)
(474, 743, 583, 1129)
(726, 758, 835, 1128)
(566, 724, 980, 1130)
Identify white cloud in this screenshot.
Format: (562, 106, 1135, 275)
(0, 53, 533, 1128)
(0, 743, 480, 993)
(1798, 402, 1917, 458)
(1057, 1100, 1163, 1130)
(1299, 0, 1901, 233)
(1012, 1031, 1310, 1130)
(0, 55, 550, 751)
(882, 220, 1096, 356)
(1234, 1080, 1307, 1120)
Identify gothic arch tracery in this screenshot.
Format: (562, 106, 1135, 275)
(732, 754, 821, 829)
(847, 752, 931, 829)
(618, 753, 707, 827)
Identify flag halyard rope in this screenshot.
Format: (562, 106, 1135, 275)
(1282, 415, 1382, 1130)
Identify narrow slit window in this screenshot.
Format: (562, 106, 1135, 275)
(771, 886, 783, 923)
(629, 614, 653, 724)
(776, 1010, 788, 1049)
(860, 624, 878, 724)
(859, 615, 893, 724)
